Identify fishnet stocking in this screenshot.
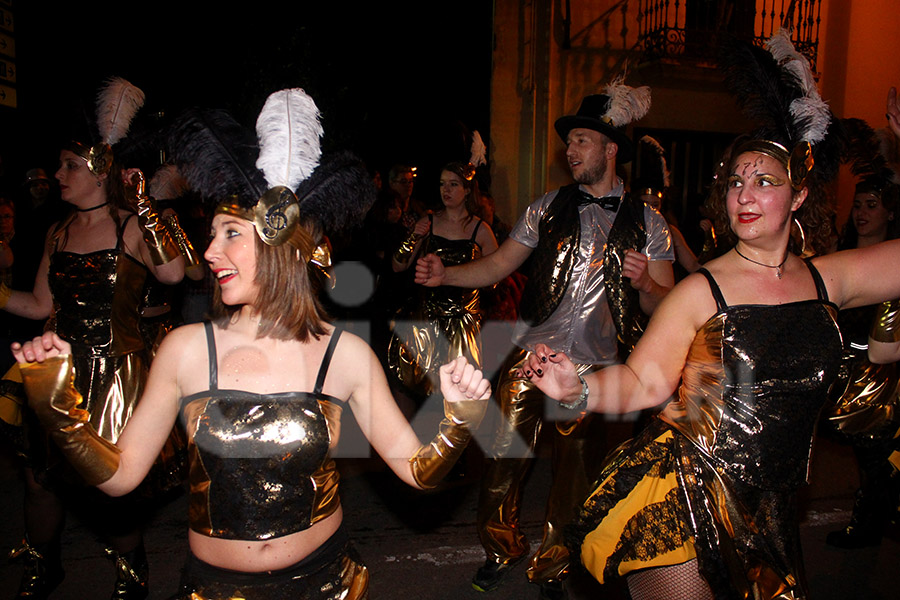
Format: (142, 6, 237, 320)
(626, 559, 714, 600)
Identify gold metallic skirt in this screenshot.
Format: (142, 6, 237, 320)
(824, 357, 900, 443)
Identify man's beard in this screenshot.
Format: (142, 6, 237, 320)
(572, 157, 607, 187)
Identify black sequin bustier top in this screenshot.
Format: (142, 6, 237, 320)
(48, 217, 147, 355)
(420, 216, 484, 317)
(661, 264, 843, 491)
(180, 323, 344, 540)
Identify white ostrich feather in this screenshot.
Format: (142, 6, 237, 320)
(95, 77, 145, 145)
(469, 130, 487, 167)
(603, 75, 651, 127)
(255, 88, 323, 191)
(765, 29, 831, 144)
(148, 165, 189, 200)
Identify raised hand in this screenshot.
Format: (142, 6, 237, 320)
(623, 249, 651, 292)
(439, 356, 491, 403)
(415, 253, 446, 287)
(11, 332, 72, 364)
(888, 86, 900, 139)
(517, 343, 583, 406)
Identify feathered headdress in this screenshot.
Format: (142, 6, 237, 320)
(635, 135, 670, 197)
(717, 29, 842, 190)
(167, 88, 374, 248)
(69, 77, 146, 175)
(842, 117, 900, 195)
(554, 74, 651, 161)
(462, 130, 487, 181)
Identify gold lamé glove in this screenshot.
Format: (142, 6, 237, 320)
(392, 232, 422, 263)
(20, 355, 120, 486)
(162, 213, 201, 269)
(870, 299, 900, 343)
(137, 195, 179, 266)
(410, 398, 487, 489)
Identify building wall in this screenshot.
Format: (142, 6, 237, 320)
(490, 0, 900, 230)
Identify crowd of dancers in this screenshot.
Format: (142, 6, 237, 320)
(1, 29, 900, 600)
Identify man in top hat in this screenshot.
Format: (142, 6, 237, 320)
(415, 89, 675, 599)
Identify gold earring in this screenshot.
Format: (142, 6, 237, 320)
(792, 217, 808, 257)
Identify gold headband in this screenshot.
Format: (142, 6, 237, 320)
(215, 186, 301, 247)
(734, 139, 814, 191)
(66, 141, 114, 176)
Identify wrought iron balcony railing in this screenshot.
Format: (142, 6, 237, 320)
(636, 0, 822, 69)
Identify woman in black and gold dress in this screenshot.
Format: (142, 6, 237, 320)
(389, 161, 498, 401)
(516, 36, 900, 600)
(0, 79, 187, 599)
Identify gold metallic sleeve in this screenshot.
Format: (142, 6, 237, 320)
(870, 299, 900, 343)
(162, 213, 201, 269)
(392, 232, 422, 263)
(19, 355, 121, 486)
(409, 398, 486, 489)
(137, 196, 180, 266)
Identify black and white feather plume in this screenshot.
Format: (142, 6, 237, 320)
(469, 130, 487, 168)
(639, 135, 670, 188)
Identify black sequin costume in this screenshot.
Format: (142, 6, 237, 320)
(173, 324, 368, 599)
(47, 215, 149, 451)
(388, 216, 484, 397)
(570, 264, 843, 600)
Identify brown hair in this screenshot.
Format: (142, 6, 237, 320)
(439, 162, 481, 225)
(704, 135, 835, 257)
(209, 219, 331, 341)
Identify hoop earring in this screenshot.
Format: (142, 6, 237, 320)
(792, 217, 808, 257)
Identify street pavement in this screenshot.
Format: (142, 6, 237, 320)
(1, 415, 898, 599)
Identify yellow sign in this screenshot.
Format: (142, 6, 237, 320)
(0, 31, 13, 59)
(0, 7, 13, 34)
(0, 57, 14, 83)
(0, 83, 16, 109)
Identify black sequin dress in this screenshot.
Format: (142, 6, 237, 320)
(388, 217, 484, 397)
(569, 264, 843, 600)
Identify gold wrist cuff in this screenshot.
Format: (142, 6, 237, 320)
(392, 232, 422, 262)
(410, 398, 486, 489)
(163, 214, 201, 268)
(871, 299, 900, 343)
(138, 197, 179, 265)
(20, 355, 120, 485)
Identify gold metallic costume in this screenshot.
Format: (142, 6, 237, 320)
(37, 216, 149, 476)
(570, 266, 843, 599)
(388, 218, 485, 397)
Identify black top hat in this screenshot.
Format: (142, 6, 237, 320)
(555, 95, 635, 161)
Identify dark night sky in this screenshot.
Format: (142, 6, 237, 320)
(1, 1, 493, 197)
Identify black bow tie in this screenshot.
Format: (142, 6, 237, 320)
(578, 192, 620, 212)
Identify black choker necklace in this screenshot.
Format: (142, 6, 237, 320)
(75, 202, 109, 213)
(734, 246, 788, 279)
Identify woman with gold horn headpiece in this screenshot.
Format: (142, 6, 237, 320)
(12, 88, 490, 599)
(1, 77, 188, 600)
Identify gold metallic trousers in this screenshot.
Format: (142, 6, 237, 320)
(476, 347, 603, 584)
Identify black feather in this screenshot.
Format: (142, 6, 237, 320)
(166, 108, 265, 207)
(296, 151, 377, 235)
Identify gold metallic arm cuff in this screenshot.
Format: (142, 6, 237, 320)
(138, 196, 180, 265)
(410, 398, 486, 489)
(19, 355, 120, 486)
(870, 299, 900, 343)
(0, 282, 10, 309)
(392, 232, 422, 263)
(162, 213, 201, 268)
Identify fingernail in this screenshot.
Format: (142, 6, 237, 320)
(541, 356, 547, 363)
(549, 353, 557, 357)
(537, 368, 543, 375)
